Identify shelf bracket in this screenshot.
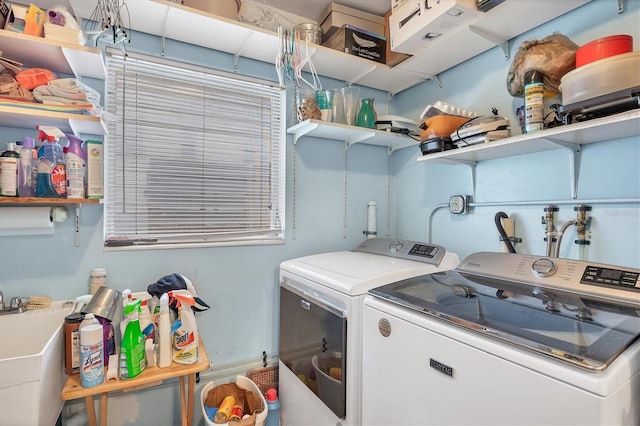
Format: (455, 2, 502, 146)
(347, 64, 379, 87)
(290, 122, 319, 146)
(427, 75, 442, 88)
(233, 32, 254, 73)
(542, 137, 581, 199)
(469, 25, 510, 60)
(345, 131, 376, 149)
(618, 0, 624, 13)
(74, 203, 81, 247)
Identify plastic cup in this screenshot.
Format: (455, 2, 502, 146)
(315, 89, 335, 121)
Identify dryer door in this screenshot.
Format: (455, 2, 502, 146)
(279, 282, 347, 418)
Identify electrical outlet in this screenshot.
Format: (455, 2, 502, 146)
(449, 195, 470, 214)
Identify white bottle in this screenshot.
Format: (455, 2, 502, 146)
(89, 267, 107, 295)
(80, 312, 100, 329)
(120, 289, 132, 337)
(157, 293, 172, 368)
(138, 298, 154, 341)
(80, 321, 104, 388)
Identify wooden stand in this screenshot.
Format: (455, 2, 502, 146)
(61, 345, 209, 426)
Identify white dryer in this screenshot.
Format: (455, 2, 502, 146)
(278, 238, 459, 426)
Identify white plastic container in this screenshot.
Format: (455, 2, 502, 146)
(201, 375, 268, 426)
(560, 51, 640, 105)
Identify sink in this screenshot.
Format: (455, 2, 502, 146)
(0, 300, 74, 426)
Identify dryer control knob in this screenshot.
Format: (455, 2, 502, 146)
(532, 258, 557, 277)
(388, 240, 403, 253)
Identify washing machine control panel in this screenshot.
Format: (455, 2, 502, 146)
(581, 265, 640, 292)
(356, 238, 446, 265)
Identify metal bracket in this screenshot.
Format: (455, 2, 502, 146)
(542, 137, 581, 199)
(618, 0, 624, 13)
(75, 204, 81, 247)
(469, 25, 510, 60)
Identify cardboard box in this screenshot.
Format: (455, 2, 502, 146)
(389, 0, 480, 55)
(86, 140, 104, 199)
(391, 0, 408, 14)
(3, 3, 27, 32)
(323, 24, 386, 64)
(0, 0, 9, 30)
(384, 10, 410, 67)
(320, 2, 385, 41)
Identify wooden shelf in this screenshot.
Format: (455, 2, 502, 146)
(0, 197, 100, 204)
(287, 119, 418, 152)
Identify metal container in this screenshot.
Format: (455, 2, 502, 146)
(82, 286, 121, 321)
(295, 23, 323, 45)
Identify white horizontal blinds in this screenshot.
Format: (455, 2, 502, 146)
(104, 53, 286, 246)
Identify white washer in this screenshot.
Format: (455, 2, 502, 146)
(362, 252, 640, 425)
(278, 238, 459, 426)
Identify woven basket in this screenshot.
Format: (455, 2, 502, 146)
(246, 365, 279, 395)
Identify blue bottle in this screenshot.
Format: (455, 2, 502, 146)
(265, 388, 280, 426)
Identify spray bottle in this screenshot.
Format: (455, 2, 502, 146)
(65, 134, 86, 199)
(169, 290, 199, 365)
(120, 299, 146, 379)
(36, 126, 66, 197)
(18, 136, 37, 197)
(157, 293, 172, 368)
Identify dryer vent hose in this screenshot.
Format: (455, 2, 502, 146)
(495, 212, 517, 253)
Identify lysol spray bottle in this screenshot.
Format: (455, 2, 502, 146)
(80, 317, 104, 387)
(65, 134, 86, 199)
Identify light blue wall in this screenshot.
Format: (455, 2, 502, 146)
(0, 0, 638, 424)
(391, 0, 640, 267)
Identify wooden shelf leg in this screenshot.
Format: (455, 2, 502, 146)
(187, 373, 195, 426)
(100, 393, 108, 426)
(179, 375, 187, 426)
(85, 395, 97, 426)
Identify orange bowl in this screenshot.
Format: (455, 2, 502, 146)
(576, 34, 633, 68)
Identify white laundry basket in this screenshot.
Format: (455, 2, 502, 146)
(201, 375, 267, 426)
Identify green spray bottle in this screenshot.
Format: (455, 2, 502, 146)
(120, 299, 146, 378)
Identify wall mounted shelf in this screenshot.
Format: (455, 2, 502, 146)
(287, 119, 418, 153)
(417, 109, 640, 198)
(0, 197, 100, 205)
(68, 0, 589, 94)
(0, 29, 107, 136)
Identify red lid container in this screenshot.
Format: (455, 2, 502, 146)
(576, 34, 633, 68)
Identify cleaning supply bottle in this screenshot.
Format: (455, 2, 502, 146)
(18, 136, 37, 197)
(65, 133, 86, 199)
(157, 293, 172, 368)
(119, 289, 132, 337)
(169, 290, 199, 365)
(120, 299, 146, 379)
(132, 292, 155, 342)
(265, 388, 280, 426)
(80, 317, 104, 388)
(0, 143, 20, 196)
(36, 126, 66, 197)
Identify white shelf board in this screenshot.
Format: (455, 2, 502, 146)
(67, 0, 591, 94)
(418, 109, 640, 164)
(0, 30, 105, 79)
(288, 119, 418, 152)
(0, 105, 106, 135)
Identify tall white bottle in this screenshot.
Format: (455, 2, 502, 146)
(157, 293, 172, 368)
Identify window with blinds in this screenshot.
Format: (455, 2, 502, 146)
(103, 52, 286, 249)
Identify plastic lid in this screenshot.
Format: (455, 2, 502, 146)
(90, 267, 107, 277)
(5, 142, 16, 151)
(266, 388, 278, 402)
(22, 136, 35, 148)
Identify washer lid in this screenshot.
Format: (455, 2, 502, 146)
(281, 250, 460, 296)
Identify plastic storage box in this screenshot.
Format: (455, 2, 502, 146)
(201, 375, 268, 426)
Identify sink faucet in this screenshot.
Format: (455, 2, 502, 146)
(0, 292, 27, 315)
